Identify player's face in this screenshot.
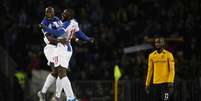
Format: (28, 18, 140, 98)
(62, 9, 73, 21)
(45, 8, 54, 20)
(155, 38, 162, 49)
(61, 10, 66, 21)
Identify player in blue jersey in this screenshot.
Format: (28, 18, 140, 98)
(40, 9, 94, 101)
(37, 6, 66, 101)
(43, 9, 93, 43)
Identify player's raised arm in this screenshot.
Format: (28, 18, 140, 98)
(69, 19, 93, 42)
(75, 26, 93, 42)
(63, 9, 94, 43)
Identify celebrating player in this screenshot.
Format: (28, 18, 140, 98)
(37, 6, 65, 101)
(40, 9, 94, 101)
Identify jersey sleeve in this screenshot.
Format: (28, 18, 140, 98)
(44, 27, 65, 37)
(168, 53, 175, 83)
(71, 20, 80, 32)
(41, 19, 48, 35)
(146, 54, 154, 86)
(70, 20, 91, 41)
(75, 31, 90, 41)
(43, 21, 71, 37)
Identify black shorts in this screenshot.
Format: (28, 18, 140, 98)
(150, 83, 173, 101)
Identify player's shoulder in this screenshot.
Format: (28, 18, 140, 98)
(163, 49, 173, 55)
(149, 50, 157, 57)
(41, 17, 48, 24)
(70, 19, 78, 25)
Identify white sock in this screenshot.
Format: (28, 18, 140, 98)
(55, 77, 62, 98)
(61, 76, 75, 100)
(41, 73, 56, 93)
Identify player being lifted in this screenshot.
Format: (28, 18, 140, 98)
(38, 6, 85, 101)
(40, 9, 94, 101)
(38, 6, 66, 101)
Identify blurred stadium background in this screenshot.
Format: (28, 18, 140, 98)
(0, 0, 201, 101)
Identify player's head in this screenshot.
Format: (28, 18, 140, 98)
(61, 9, 74, 21)
(45, 6, 55, 20)
(154, 37, 165, 50)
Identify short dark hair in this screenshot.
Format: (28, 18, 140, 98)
(65, 9, 74, 19)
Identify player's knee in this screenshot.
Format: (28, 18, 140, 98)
(51, 69, 58, 78)
(57, 66, 67, 79)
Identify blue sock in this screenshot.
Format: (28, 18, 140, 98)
(68, 96, 77, 101)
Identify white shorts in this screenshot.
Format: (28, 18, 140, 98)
(56, 43, 73, 69)
(44, 43, 72, 68)
(43, 44, 58, 66)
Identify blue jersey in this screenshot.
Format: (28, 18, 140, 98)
(43, 19, 92, 51)
(41, 16, 63, 44)
(43, 19, 91, 42)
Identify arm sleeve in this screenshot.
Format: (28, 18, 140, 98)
(73, 20, 91, 41)
(41, 29, 48, 35)
(44, 27, 65, 37)
(42, 20, 69, 37)
(168, 53, 175, 83)
(41, 20, 48, 35)
(146, 55, 153, 86)
(71, 20, 80, 32)
(75, 31, 90, 41)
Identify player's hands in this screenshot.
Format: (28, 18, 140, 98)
(88, 37, 95, 44)
(145, 86, 150, 94)
(168, 83, 174, 94)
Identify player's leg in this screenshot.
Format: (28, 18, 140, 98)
(38, 45, 58, 101)
(43, 63, 58, 93)
(161, 83, 173, 101)
(55, 75, 62, 100)
(57, 66, 77, 101)
(56, 44, 77, 101)
(152, 84, 161, 101)
(55, 68, 73, 100)
(38, 63, 58, 101)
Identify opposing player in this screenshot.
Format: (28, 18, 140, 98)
(38, 6, 65, 101)
(145, 37, 175, 101)
(41, 9, 94, 101)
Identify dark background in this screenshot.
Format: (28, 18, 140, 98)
(0, 0, 201, 101)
